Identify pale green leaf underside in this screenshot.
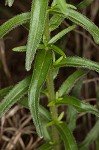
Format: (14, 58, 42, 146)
(54, 56, 99, 73)
(56, 122, 78, 150)
(25, 0, 48, 71)
(28, 49, 52, 137)
(0, 76, 31, 117)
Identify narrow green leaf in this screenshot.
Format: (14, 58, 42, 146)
(12, 44, 45, 52)
(37, 142, 54, 150)
(50, 44, 66, 57)
(5, 0, 14, 7)
(25, 0, 48, 71)
(55, 122, 78, 150)
(79, 120, 99, 150)
(65, 9, 99, 44)
(0, 12, 30, 38)
(0, 76, 31, 117)
(55, 1, 99, 44)
(28, 49, 52, 137)
(58, 69, 88, 97)
(54, 95, 99, 117)
(54, 56, 99, 73)
(49, 14, 64, 31)
(77, 0, 94, 10)
(48, 25, 76, 44)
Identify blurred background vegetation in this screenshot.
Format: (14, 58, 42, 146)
(0, 0, 99, 149)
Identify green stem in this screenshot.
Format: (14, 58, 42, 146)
(44, 12, 60, 150)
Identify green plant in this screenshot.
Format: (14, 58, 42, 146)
(0, 0, 99, 149)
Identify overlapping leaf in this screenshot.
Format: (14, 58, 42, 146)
(25, 0, 48, 71)
(28, 49, 52, 137)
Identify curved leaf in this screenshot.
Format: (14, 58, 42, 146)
(25, 0, 48, 71)
(55, 122, 78, 150)
(53, 95, 99, 117)
(0, 12, 30, 38)
(56, 0, 99, 44)
(0, 76, 31, 117)
(64, 9, 99, 44)
(58, 69, 88, 97)
(54, 56, 99, 73)
(28, 49, 52, 137)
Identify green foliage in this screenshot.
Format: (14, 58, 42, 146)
(0, 0, 99, 149)
(25, 0, 48, 71)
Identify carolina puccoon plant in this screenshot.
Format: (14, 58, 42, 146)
(0, 0, 99, 149)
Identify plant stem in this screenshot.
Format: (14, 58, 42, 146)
(47, 68, 60, 150)
(44, 11, 60, 150)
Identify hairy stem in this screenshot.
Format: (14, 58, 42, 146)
(44, 12, 60, 150)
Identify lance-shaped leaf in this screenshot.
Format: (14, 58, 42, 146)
(56, 0, 99, 44)
(51, 95, 99, 117)
(0, 76, 31, 117)
(55, 122, 78, 150)
(28, 49, 52, 137)
(12, 44, 45, 52)
(54, 56, 99, 73)
(0, 12, 30, 38)
(58, 69, 88, 97)
(25, 0, 48, 71)
(5, 0, 14, 7)
(67, 9, 99, 44)
(48, 25, 76, 44)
